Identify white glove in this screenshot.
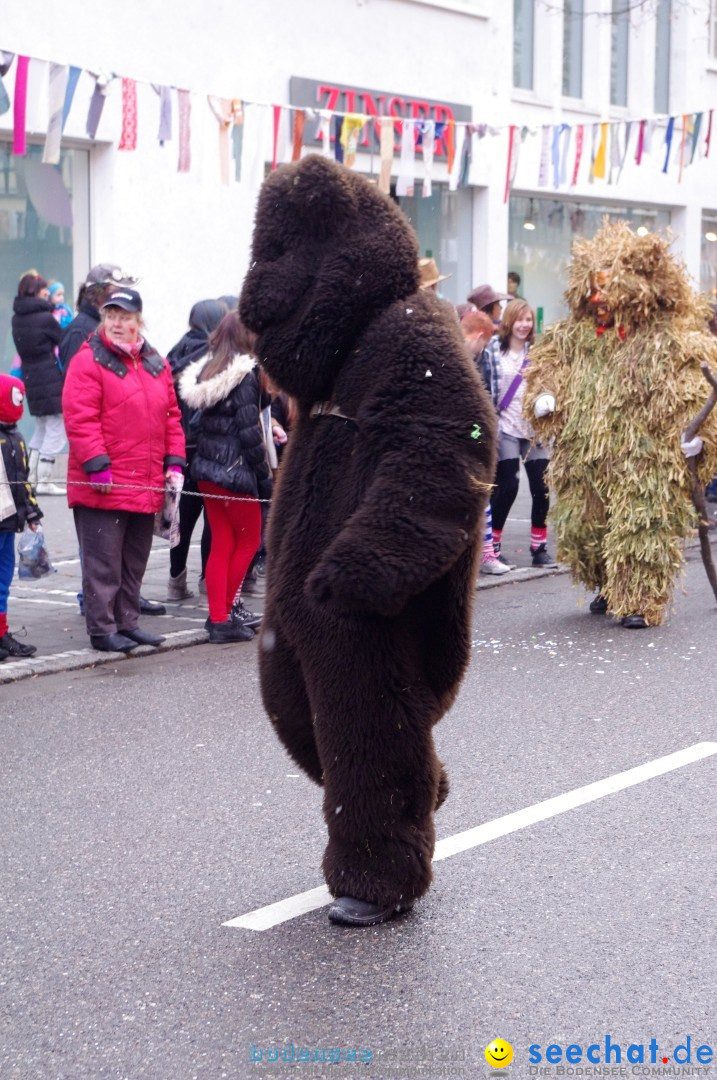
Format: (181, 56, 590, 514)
(534, 393, 556, 418)
(681, 433, 704, 458)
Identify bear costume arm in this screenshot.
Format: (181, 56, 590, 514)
(305, 331, 495, 617)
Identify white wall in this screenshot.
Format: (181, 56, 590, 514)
(2, 0, 717, 347)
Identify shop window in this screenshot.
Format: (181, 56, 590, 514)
(1, 142, 89, 375)
(654, 0, 671, 114)
(508, 195, 671, 329)
(700, 211, 717, 300)
(514, 0, 535, 91)
(563, 0, 584, 99)
(395, 185, 472, 305)
(611, 1, 630, 107)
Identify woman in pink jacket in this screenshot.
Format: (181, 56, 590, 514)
(62, 289, 185, 653)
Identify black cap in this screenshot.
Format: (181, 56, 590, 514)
(102, 288, 143, 314)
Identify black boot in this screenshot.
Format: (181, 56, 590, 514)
(139, 596, 166, 616)
(230, 598, 262, 628)
(589, 593, 608, 614)
(622, 615, 648, 629)
(90, 633, 139, 653)
(119, 628, 166, 647)
(206, 619, 254, 643)
(328, 896, 412, 927)
(0, 632, 37, 658)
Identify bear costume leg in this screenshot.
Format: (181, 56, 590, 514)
(293, 622, 441, 910)
(259, 620, 323, 786)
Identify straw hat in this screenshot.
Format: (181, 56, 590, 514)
(418, 257, 452, 289)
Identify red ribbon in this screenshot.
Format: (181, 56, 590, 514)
(177, 90, 191, 173)
(13, 55, 29, 156)
(635, 120, 645, 165)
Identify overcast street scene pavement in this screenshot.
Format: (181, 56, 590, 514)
(2, 481, 716, 1079)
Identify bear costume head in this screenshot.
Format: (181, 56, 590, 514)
(240, 154, 420, 407)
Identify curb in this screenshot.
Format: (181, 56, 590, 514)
(0, 628, 209, 686)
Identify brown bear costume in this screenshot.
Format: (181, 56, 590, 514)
(239, 155, 496, 925)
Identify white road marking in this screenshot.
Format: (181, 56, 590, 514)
(223, 741, 717, 931)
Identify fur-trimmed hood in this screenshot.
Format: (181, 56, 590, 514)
(179, 352, 256, 410)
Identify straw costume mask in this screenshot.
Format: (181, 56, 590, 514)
(523, 220, 717, 626)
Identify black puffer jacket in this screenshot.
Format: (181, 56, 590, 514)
(179, 353, 272, 500)
(11, 298, 63, 415)
(0, 423, 43, 532)
(59, 299, 100, 373)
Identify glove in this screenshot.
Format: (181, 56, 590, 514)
(534, 393, 556, 418)
(681, 433, 704, 458)
(89, 469, 113, 487)
(166, 465, 183, 474)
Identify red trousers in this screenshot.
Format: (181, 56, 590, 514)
(199, 481, 261, 623)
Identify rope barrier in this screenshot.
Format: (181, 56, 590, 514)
(1, 479, 273, 504)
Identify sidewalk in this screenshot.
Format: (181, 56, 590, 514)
(2, 474, 713, 684)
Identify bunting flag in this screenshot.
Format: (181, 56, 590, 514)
(662, 116, 675, 173)
(691, 112, 703, 164)
(448, 121, 465, 192)
(635, 119, 646, 165)
(445, 122, 455, 180)
(292, 108, 305, 161)
(644, 120, 655, 156)
(208, 97, 235, 183)
(42, 63, 70, 164)
(13, 55, 29, 155)
(317, 111, 332, 159)
(396, 119, 416, 195)
(617, 121, 631, 181)
(231, 102, 244, 181)
(0, 52, 12, 116)
(118, 78, 138, 151)
(678, 113, 689, 182)
(592, 122, 608, 180)
(571, 124, 584, 185)
(61, 66, 81, 130)
(559, 124, 571, 187)
(340, 114, 364, 168)
(378, 116, 394, 194)
(86, 73, 110, 139)
(706, 110, 713, 157)
(419, 119, 435, 197)
(156, 85, 172, 145)
(333, 114, 344, 163)
(504, 124, 517, 203)
(458, 124, 473, 187)
(537, 125, 550, 187)
(177, 89, 191, 172)
(271, 104, 282, 170)
(608, 123, 621, 184)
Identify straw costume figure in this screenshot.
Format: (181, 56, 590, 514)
(524, 221, 717, 628)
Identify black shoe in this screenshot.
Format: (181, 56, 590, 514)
(622, 614, 648, 629)
(206, 619, 254, 643)
(90, 633, 139, 653)
(139, 596, 166, 616)
(589, 593, 608, 615)
(531, 543, 557, 567)
(230, 599, 262, 628)
(328, 896, 412, 927)
(0, 632, 37, 658)
(119, 628, 166, 647)
(0, 646, 10, 662)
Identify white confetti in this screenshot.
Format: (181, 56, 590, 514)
(425, 369, 432, 378)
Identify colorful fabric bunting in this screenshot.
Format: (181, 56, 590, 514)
(419, 119, 435, 197)
(0, 53, 15, 117)
(62, 66, 81, 130)
(378, 117, 394, 194)
(292, 109, 305, 161)
(662, 116, 674, 173)
(42, 63, 69, 164)
(678, 114, 689, 182)
(155, 85, 172, 145)
(571, 124, 584, 185)
(635, 120, 646, 165)
(592, 122, 608, 180)
(691, 112, 703, 164)
(538, 125, 550, 187)
(13, 55, 29, 155)
(208, 97, 235, 183)
(86, 72, 110, 140)
(177, 89, 191, 172)
(504, 124, 517, 203)
(118, 78, 138, 151)
(706, 110, 713, 158)
(333, 114, 344, 163)
(397, 119, 416, 196)
(340, 114, 364, 168)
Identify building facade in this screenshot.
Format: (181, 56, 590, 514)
(2, 0, 717, 358)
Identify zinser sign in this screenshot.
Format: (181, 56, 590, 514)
(289, 77, 471, 159)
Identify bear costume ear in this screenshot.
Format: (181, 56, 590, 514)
(285, 155, 359, 240)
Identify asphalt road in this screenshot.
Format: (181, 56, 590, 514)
(2, 552, 716, 1080)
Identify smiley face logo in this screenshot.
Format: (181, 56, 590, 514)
(485, 1039, 514, 1068)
